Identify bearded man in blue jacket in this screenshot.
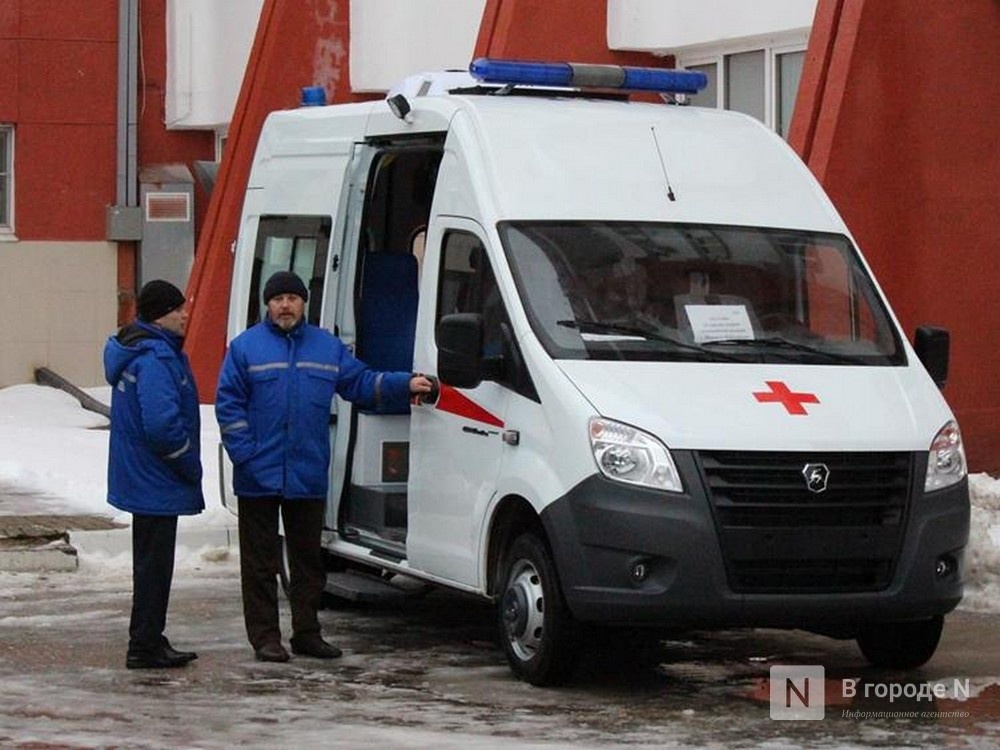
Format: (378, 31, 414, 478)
(216, 271, 432, 662)
(105, 279, 204, 670)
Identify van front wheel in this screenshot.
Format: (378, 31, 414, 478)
(856, 615, 944, 669)
(498, 532, 578, 686)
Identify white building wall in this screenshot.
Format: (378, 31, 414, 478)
(0, 242, 117, 387)
(349, 0, 486, 92)
(165, 0, 265, 129)
(608, 0, 817, 55)
(165, 0, 483, 125)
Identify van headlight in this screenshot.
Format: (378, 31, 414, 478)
(588, 417, 683, 492)
(925, 420, 967, 492)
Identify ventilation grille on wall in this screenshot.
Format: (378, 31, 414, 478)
(145, 192, 191, 222)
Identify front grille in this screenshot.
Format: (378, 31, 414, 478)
(698, 450, 912, 593)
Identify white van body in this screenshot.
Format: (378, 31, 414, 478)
(224, 68, 969, 685)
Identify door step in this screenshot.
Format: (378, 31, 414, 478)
(324, 570, 430, 603)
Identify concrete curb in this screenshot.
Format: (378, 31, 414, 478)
(0, 535, 79, 572)
(0, 514, 123, 573)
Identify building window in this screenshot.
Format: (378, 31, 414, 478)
(776, 50, 806, 138)
(680, 42, 806, 139)
(0, 125, 12, 231)
(725, 50, 766, 123)
(687, 63, 717, 110)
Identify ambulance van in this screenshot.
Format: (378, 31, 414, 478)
(222, 59, 970, 685)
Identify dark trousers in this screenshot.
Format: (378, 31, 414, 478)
(128, 513, 178, 655)
(237, 496, 326, 649)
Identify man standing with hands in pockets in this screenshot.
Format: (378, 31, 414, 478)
(216, 271, 432, 662)
(105, 279, 204, 669)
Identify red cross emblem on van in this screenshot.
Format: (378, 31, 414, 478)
(752, 380, 820, 416)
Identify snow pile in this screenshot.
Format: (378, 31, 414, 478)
(962, 472, 1000, 611)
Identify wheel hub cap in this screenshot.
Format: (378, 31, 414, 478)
(502, 584, 529, 637)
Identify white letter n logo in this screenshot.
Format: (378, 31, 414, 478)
(770, 665, 825, 720)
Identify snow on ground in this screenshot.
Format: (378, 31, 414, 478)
(1, 383, 999, 612)
(0, 383, 235, 571)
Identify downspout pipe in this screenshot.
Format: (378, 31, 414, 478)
(109, 0, 141, 324)
(116, 0, 139, 208)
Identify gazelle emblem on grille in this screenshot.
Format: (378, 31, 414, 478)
(803, 463, 830, 493)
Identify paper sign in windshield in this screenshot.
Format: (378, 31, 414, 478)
(685, 305, 754, 343)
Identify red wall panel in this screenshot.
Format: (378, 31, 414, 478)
(9, 0, 215, 247)
(0, 40, 17, 119)
(6, 1, 118, 241)
(17, 40, 117, 123)
(18, 0, 115, 41)
(16, 124, 116, 238)
(0, 0, 19, 37)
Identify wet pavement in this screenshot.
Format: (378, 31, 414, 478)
(1, 555, 999, 749)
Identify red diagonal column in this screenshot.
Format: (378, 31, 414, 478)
(789, 0, 1000, 471)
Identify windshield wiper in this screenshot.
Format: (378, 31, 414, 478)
(556, 320, 748, 362)
(702, 336, 868, 364)
(558, 319, 658, 339)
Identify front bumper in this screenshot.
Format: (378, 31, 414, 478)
(540, 450, 969, 632)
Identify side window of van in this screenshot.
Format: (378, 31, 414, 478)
(437, 230, 534, 397)
(247, 215, 331, 328)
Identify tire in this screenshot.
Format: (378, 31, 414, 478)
(856, 615, 944, 669)
(497, 532, 579, 686)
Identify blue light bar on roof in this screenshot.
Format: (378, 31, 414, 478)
(469, 57, 708, 95)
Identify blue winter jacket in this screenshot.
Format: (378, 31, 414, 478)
(215, 318, 412, 500)
(104, 322, 205, 516)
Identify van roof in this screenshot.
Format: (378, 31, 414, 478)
(435, 93, 845, 231)
(262, 89, 846, 233)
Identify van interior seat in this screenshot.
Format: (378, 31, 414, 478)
(358, 252, 418, 414)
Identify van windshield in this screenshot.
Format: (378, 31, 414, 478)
(499, 222, 905, 365)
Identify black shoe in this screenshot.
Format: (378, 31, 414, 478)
(126, 649, 192, 670)
(163, 645, 198, 662)
(161, 638, 197, 663)
(290, 634, 342, 659)
(255, 642, 290, 663)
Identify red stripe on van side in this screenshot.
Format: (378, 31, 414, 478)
(436, 384, 504, 428)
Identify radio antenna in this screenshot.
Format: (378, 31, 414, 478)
(651, 127, 676, 202)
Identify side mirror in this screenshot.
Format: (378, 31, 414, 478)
(914, 326, 950, 389)
(437, 313, 485, 388)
